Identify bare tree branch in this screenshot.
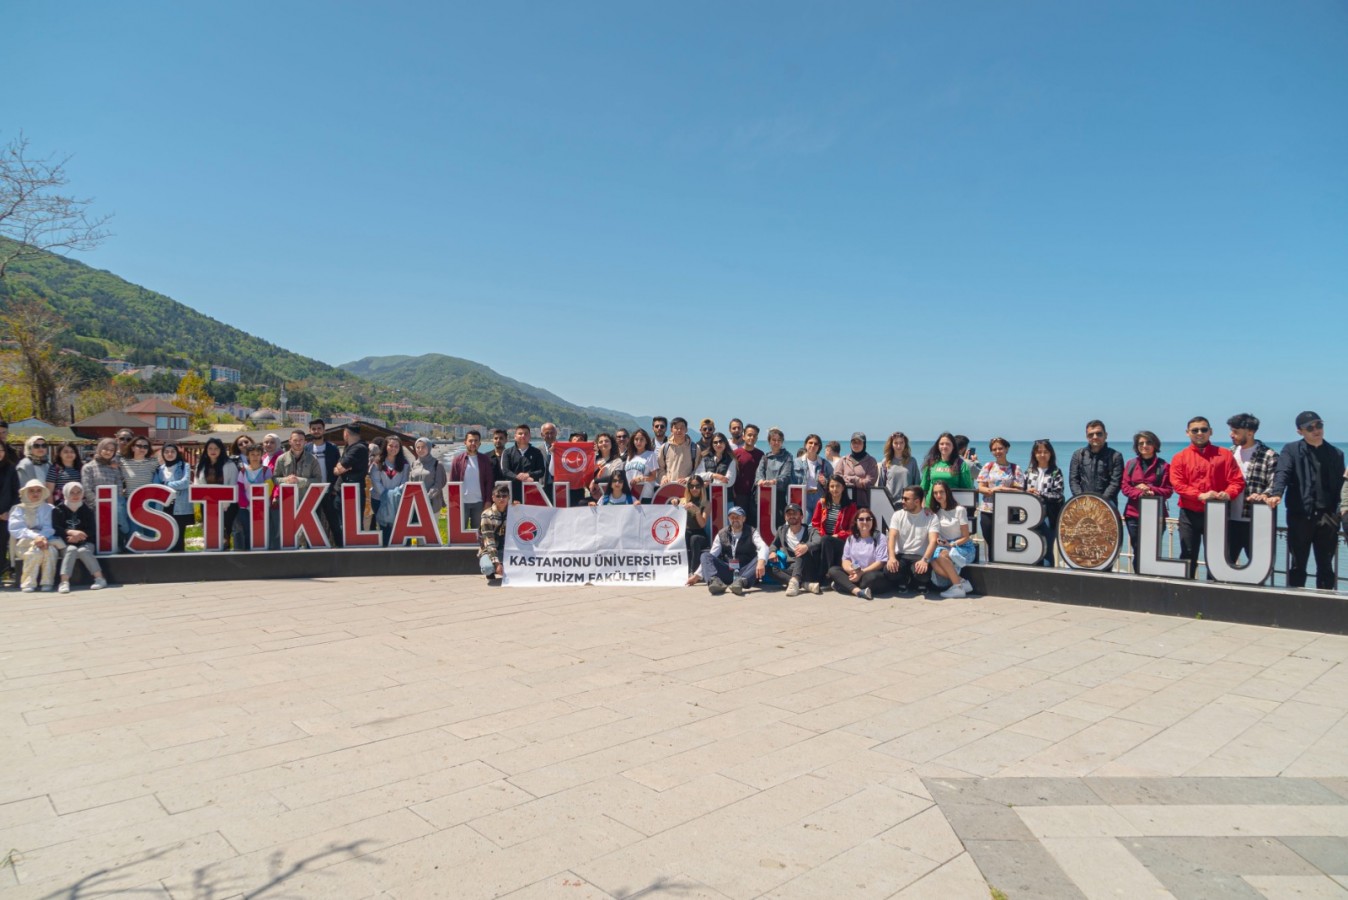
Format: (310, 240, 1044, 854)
(0, 132, 112, 279)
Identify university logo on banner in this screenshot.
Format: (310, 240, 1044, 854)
(552, 441, 594, 489)
(503, 505, 687, 587)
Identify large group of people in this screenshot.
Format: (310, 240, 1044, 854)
(3, 409, 1345, 596)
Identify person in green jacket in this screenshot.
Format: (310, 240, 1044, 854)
(920, 432, 975, 495)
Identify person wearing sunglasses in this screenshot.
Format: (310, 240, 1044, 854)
(16, 435, 51, 487)
(1169, 416, 1244, 579)
(1268, 412, 1344, 590)
(1068, 420, 1123, 503)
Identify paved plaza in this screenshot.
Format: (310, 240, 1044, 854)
(4, 575, 1348, 899)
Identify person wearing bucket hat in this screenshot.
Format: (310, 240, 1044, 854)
(8, 480, 59, 592)
(1269, 412, 1345, 590)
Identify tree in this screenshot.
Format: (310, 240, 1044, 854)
(1, 133, 112, 279)
(174, 371, 214, 431)
(0, 291, 74, 422)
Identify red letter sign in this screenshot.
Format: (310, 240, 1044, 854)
(190, 485, 236, 551)
(389, 482, 441, 546)
(126, 484, 177, 553)
(277, 483, 331, 550)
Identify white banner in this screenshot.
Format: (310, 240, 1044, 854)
(503, 505, 687, 587)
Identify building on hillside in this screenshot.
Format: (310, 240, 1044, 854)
(210, 365, 241, 383)
(287, 410, 312, 427)
(6, 418, 83, 444)
(72, 410, 152, 442)
(124, 398, 193, 441)
(100, 359, 132, 374)
(395, 420, 436, 437)
(248, 408, 284, 427)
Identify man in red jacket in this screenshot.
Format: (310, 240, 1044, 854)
(1169, 416, 1245, 579)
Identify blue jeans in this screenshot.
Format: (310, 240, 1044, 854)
(698, 553, 758, 587)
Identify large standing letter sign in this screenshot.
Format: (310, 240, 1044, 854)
(88, 472, 1291, 595)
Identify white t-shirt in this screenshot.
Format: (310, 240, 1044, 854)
(463, 455, 482, 504)
(625, 450, 659, 500)
(889, 509, 935, 558)
(933, 505, 969, 542)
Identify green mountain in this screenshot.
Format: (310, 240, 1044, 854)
(341, 354, 644, 435)
(0, 241, 442, 418)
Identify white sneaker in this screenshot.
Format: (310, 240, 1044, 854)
(39, 585, 53, 593)
(21, 586, 34, 593)
(91, 577, 107, 590)
(939, 584, 964, 599)
(786, 578, 801, 597)
(959, 580, 974, 595)
(58, 582, 70, 594)
(810, 581, 822, 595)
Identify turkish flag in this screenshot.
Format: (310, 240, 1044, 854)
(553, 441, 595, 488)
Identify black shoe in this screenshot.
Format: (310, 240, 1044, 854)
(729, 578, 745, 596)
(708, 577, 727, 596)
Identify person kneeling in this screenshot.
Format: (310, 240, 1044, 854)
(9, 480, 60, 593)
(691, 506, 767, 596)
(766, 502, 822, 597)
(53, 483, 107, 593)
(826, 508, 895, 600)
(478, 486, 511, 582)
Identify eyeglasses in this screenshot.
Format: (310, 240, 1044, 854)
(1189, 427, 1211, 434)
(116, 436, 131, 442)
(1305, 421, 1325, 431)
(712, 439, 725, 445)
(1086, 431, 1105, 438)
(32, 442, 47, 448)
(856, 516, 874, 522)
(134, 444, 151, 450)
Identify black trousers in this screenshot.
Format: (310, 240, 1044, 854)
(889, 557, 934, 592)
(820, 536, 846, 574)
(321, 491, 344, 548)
(766, 547, 819, 585)
(1287, 514, 1340, 590)
(686, 530, 709, 574)
(1177, 507, 1209, 580)
(732, 493, 757, 527)
(1227, 519, 1252, 566)
(826, 565, 903, 596)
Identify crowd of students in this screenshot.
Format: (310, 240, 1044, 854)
(4, 409, 1345, 595)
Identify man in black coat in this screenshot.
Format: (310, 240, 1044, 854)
(333, 424, 370, 530)
(500, 424, 546, 503)
(308, 418, 345, 547)
(1269, 411, 1345, 590)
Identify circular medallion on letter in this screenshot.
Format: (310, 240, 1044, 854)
(515, 518, 539, 543)
(560, 447, 588, 474)
(1056, 494, 1121, 570)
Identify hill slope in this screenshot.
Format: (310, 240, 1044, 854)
(342, 354, 643, 434)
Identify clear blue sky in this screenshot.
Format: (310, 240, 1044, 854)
(10, 1, 1346, 442)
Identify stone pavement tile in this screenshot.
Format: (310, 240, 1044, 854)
(410, 779, 537, 830)
(1017, 805, 1142, 838)
(497, 871, 618, 899)
(1285, 715, 1348, 777)
(963, 679, 1088, 728)
(1094, 694, 1280, 776)
(719, 729, 879, 789)
(962, 838, 1087, 900)
(500, 704, 632, 745)
(1187, 702, 1347, 777)
(4, 795, 169, 857)
(1242, 875, 1348, 898)
(878, 805, 964, 864)
(1114, 805, 1348, 837)
(1281, 837, 1348, 876)
(575, 774, 857, 897)
(506, 728, 720, 799)
(889, 852, 990, 899)
(1231, 656, 1338, 704)
(11, 831, 237, 895)
(1006, 710, 1097, 743)
(221, 759, 507, 853)
(1319, 779, 1348, 802)
(1086, 777, 1348, 807)
(782, 693, 897, 734)
(621, 721, 814, 792)
(874, 715, 1004, 765)
(997, 717, 1162, 778)
(924, 775, 1102, 809)
(934, 729, 1055, 777)
(933, 802, 1037, 841)
(1124, 836, 1314, 900)
(1040, 837, 1174, 899)
(0, 795, 56, 828)
(756, 837, 940, 899)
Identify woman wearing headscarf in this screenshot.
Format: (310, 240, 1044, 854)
(153, 442, 196, 553)
(81, 438, 124, 551)
(836, 432, 879, 508)
(16, 435, 51, 487)
(9, 480, 58, 592)
(409, 438, 447, 515)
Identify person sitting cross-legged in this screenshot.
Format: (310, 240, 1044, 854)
(764, 502, 822, 597)
(691, 505, 768, 596)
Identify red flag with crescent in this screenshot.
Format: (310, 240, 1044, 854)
(553, 441, 595, 489)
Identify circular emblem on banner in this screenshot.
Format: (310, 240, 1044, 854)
(1057, 494, 1121, 570)
(515, 519, 539, 543)
(651, 516, 680, 545)
(560, 447, 588, 474)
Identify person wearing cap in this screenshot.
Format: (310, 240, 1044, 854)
(52, 482, 107, 593)
(1226, 413, 1279, 567)
(836, 432, 879, 508)
(696, 505, 769, 596)
(766, 502, 822, 596)
(755, 427, 797, 524)
(1269, 412, 1344, 590)
(1169, 416, 1245, 580)
(9, 480, 59, 593)
(478, 485, 513, 581)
